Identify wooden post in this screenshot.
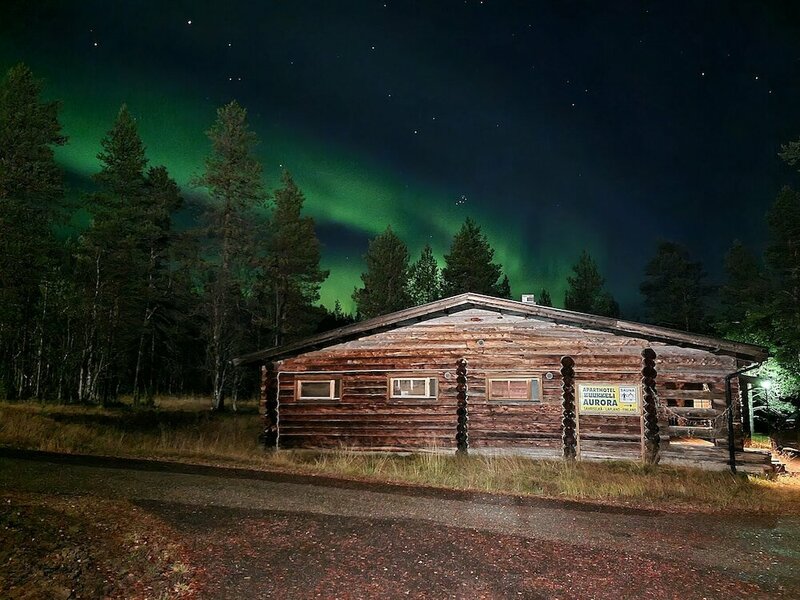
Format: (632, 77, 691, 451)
(455, 358, 469, 455)
(560, 356, 577, 460)
(641, 348, 660, 464)
(261, 362, 278, 449)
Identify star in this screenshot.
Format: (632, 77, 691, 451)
(754, 75, 759, 80)
(93, 42, 98, 47)
(187, 19, 192, 25)
(700, 71, 705, 77)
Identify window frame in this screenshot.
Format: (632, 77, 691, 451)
(296, 378, 341, 401)
(486, 376, 542, 403)
(388, 375, 438, 400)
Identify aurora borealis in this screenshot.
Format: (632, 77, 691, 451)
(2, 1, 800, 313)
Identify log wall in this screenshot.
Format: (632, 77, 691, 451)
(270, 309, 746, 458)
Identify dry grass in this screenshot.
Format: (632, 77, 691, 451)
(0, 396, 264, 463)
(280, 449, 800, 513)
(1, 398, 798, 514)
(746, 433, 773, 450)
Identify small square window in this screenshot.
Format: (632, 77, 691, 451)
(298, 379, 340, 400)
(390, 377, 437, 399)
(487, 377, 541, 402)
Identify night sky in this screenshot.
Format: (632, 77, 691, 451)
(3, 1, 800, 313)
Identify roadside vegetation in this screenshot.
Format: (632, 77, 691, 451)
(2, 397, 799, 515)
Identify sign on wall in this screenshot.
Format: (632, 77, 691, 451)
(577, 383, 640, 416)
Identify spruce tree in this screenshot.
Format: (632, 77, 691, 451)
(78, 104, 152, 404)
(441, 217, 504, 296)
(564, 251, 619, 317)
(717, 240, 769, 338)
(258, 170, 328, 346)
(313, 300, 356, 332)
(640, 241, 710, 332)
(538, 288, 552, 307)
(0, 63, 66, 399)
(497, 275, 512, 299)
(592, 291, 620, 319)
(131, 165, 183, 404)
(778, 138, 800, 171)
(408, 244, 443, 305)
(194, 101, 266, 410)
(352, 226, 412, 318)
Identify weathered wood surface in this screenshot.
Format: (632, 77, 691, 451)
(271, 309, 746, 457)
(235, 292, 766, 365)
(661, 445, 772, 474)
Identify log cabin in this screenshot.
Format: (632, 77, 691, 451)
(233, 293, 772, 472)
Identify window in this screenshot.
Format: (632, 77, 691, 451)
(390, 377, 437, 399)
(487, 377, 541, 402)
(297, 379, 340, 400)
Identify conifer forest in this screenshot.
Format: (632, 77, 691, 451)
(1, 63, 800, 419)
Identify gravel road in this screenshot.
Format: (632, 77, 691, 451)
(1, 451, 798, 599)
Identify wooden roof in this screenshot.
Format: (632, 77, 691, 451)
(232, 292, 768, 365)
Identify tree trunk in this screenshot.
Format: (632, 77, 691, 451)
(34, 280, 48, 399)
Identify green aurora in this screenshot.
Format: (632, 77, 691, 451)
(0, 40, 604, 312)
(4, 1, 799, 317)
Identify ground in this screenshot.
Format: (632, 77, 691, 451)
(2, 450, 798, 599)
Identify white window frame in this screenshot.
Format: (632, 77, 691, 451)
(389, 377, 437, 399)
(487, 377, 541, 402)
(297, 379, 340, 401)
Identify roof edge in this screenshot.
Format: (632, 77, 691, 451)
(232, 293, 768, 365)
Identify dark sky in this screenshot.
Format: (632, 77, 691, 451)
(2, 1, 800, 312)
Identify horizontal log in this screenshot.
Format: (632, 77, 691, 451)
(279, 426, 454, 436)
(471, 431, 562, 440)
(663, 407, 723, 418)
(279, 433, 455, 443)
(279, 401, 451, 410)
(280, 416, 457, 425)
(657, 390, 725, 401)
(579, 432, 641, 441)
(667, 426, 717, 440)
(470, 438, 561, 449)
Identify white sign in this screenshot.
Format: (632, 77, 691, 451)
(577, 383, 641, 416)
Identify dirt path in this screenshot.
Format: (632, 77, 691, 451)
(1, 452, 798, 599)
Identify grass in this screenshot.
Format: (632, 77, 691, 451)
(747, 433, 773, 450)
(1, 397, 799, 514)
